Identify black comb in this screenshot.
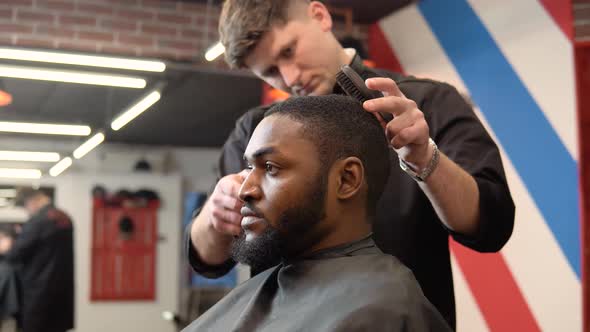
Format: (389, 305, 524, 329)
(335, 65, 393, 123)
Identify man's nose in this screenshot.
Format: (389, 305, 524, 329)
(280, 64, 301, 88)
(238, 171, 261, 203)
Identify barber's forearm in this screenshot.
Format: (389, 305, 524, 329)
(418, 152, 480, 235)
(191, 200, 233, 266)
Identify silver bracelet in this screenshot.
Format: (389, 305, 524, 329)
(399, 138, 439, 182)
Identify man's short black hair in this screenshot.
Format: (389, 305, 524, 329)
(265, 95, 391, 217)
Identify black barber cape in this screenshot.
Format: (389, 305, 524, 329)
(183, 236, 451, 332)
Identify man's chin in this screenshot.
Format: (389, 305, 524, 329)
(230, 228, 282, 271)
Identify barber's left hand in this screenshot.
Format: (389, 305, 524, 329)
(363, 77, 433, 170)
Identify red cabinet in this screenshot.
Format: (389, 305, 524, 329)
(91, 199, 159, 301)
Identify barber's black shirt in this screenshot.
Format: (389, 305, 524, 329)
(186, 54, 515, 329)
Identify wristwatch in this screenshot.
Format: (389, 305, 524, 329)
(399, 138, 440, 182)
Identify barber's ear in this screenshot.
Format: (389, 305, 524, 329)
(308, 1, 332, 31)
(334, 157, 364, 200)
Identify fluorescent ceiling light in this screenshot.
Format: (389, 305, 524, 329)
(49, 157, 72, 177)
(0, 168, 41, 179)
(0, 47, 166, 72)
(73, 133, 104, 159)
(0, 189, 16, 197)
(205, 41, 225, 61)
(0, 121, 91, 136)
(0, 151, 60, 162)
(0, 64, 146, 89)
(111, 90, 161, 131)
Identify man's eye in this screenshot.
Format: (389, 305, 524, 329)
(265, 163, 278, 175)
(282, 47, 293, 58)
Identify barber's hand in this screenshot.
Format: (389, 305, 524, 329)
(363, 77, 433, 170)
(205, 170, 248, 238)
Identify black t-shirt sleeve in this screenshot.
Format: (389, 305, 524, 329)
(418, 82, 515, 252)
(184, 221, 236, 278)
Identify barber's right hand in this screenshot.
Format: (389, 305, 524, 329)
(206, 170, 248, 237)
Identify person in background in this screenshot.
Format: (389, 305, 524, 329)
(184, 95, 451, 332)
(0, 188, 74, 332)
(187, 0, 515, 328)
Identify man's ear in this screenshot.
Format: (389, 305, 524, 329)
(307, 1, 332, 32)
(333, 157, 364, 200)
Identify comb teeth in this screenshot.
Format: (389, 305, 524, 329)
(336, 71, 368, 103)
(335, 65, 393, 123)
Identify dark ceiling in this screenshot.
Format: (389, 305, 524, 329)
(0, 66, 262, 148)
(184, 0, 414, 23)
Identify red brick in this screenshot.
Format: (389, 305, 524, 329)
(207, 30, 218, 39)
(15, 36, 55, 49)
(576, 23, 590, 39)
(575, 7, 590, 21)
(101, 44, 137, 56)
(178, 2, 207, 12)
(107, 0, 140, 7)
(0, 36, 13, 45)
(36, 0, 75, 11)
(117, 33, 153, 47)
(16, 9, 55, 24)
(76, 3, 114, 16)
(180, 28, 201, 40)
(35, 25, 76, 39)
(0, 8, 13, 19)
(0, 23, 33, 34)
(56, 40, 98, 53)
(116, 8, 154, 21)
(142, 0, 178, 11)
(0, 0, 33, 6)
(77, 30, 114, 43)
(157, 38, 196, 51)
(59, 14, 96, 27)
(138, 48, 176, 60)
(157, 13, 191, 25)
(142, 23, 176, 37)
(192, 15, 206, 27)
(100, 18, 136, 32)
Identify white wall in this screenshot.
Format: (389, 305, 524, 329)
(58, 172, 182, 332)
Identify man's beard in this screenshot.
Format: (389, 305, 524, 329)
(231, 174, 327, 272)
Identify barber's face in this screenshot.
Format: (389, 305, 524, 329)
(244, 3, 344, 97)
(232, 115, 327, 269)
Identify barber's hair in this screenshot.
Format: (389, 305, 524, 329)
(265, 95, 391, 216)
(219, 0, 307, 68)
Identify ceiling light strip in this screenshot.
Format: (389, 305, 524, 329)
(49, 157, 72, 177)
(0, 64, 147, 89)
(205, 41, 225, 61)
(0, 47, 166, 72)
(111, 90, 161, 131)
(73, 133, 104, 159)
(0, 189, 17, 197)
(0, 121, 91, 136)
(0, 151, 60, 162)
(0, 168, 42, 179)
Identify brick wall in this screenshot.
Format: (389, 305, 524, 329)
(0, 0, 369, 64)
(575, 0, 590, 40)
